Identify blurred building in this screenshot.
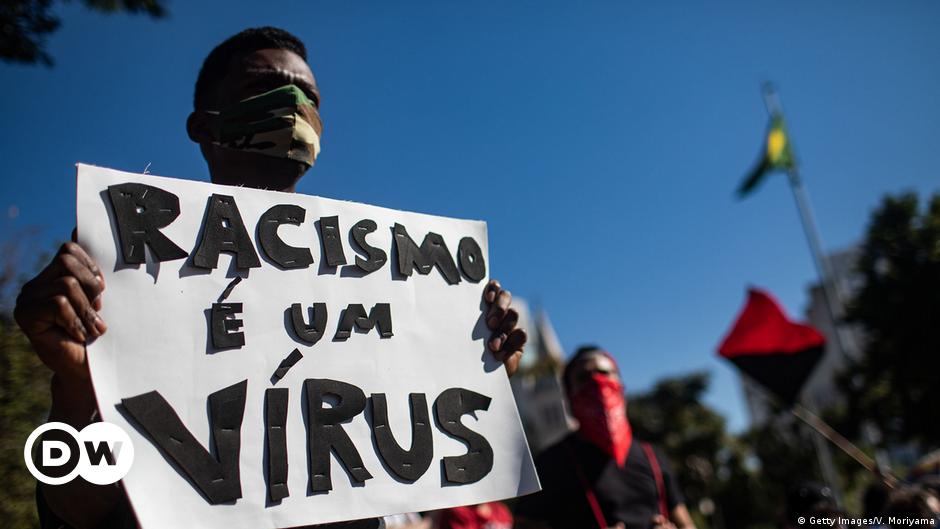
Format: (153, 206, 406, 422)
(741, 247, 865, 426)
(508, 299, 574, 453)
(801, 247, 865, 408)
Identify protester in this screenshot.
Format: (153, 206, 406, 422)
(513, 346, 696, 529)
(14, 26, 527, 529)
(436, 501, 513, 529)
(883, 486, 939, 529)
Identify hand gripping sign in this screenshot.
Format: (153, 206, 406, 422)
(76, 165, 539, 529)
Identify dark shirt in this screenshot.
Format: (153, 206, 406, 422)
(515, 433, 683, 529)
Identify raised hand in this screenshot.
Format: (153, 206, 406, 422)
(15, 240, 107, 383)
(482, 279, 527, 376)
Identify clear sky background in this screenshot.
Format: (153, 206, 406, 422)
(1, 1, 938, 432)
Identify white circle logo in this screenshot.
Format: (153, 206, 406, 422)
(24, 421, 135, 485)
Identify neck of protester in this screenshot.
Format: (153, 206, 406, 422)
(209, 166, 300, 193)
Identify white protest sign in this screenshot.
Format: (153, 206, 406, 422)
(76, 164, 539, 529)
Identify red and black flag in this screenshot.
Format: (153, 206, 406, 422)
(717, 288, 826, 405)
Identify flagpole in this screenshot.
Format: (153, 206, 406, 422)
(760, 83, 851, 505)
(760, 83, 855, 364)
(741, 373, 894, 480)
(791, 404, 897, 486)
(763, 83, 900, 484)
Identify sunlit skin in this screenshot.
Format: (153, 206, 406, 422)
(15, 46, 526, 529)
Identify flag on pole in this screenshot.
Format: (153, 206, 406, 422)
(717, 288, 825, 405)
(737, 115, 795, 198)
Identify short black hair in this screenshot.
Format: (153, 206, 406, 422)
(562, 344, 607, 395)
(194, 27, 308, 110)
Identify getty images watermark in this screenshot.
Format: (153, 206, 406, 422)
(24, 422, 134, 485)
(798, 516, 939, 527)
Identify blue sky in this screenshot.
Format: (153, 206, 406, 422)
(2, 1, 938, 432)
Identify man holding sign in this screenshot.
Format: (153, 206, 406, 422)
(15, 27, 534, 529)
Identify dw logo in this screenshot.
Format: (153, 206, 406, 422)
(24, 422, 135, 485)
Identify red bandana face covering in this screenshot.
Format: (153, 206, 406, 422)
(570, 373, 632, 467)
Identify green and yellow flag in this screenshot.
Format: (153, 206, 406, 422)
(737, 115, 794, 198)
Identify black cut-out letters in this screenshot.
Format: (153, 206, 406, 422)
(457, 237, 486, 282)
(193, 194, 261, 270)
(350, 219, 387, 274)
(271, 348, 304, 383)
(290, 303, 327, 345)
(121, 380, 248, 504)
(258, 205, 313, 270)
(318, 216, 347, 267)
(304, 378, 373, 492)
(370, 393, 433, 482)
(211, 303, 244, 349)
(107, 183, 187, 264)
(393, 224, 460, 285)
(434, 388, 494, 484)
(265, 388, 290, 502)
(334, 303, 393, 340)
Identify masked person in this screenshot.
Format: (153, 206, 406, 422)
(514, 346, 696, 529)
(14, 27, 527, 529)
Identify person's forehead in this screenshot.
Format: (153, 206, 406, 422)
(573, 352, 618, 374)
(221, 48, 319, 105)
(238, 49, 315, 81)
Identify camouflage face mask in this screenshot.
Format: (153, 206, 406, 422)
(208, 84, 322, 166)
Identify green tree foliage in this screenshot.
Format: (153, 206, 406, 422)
(629, 372, 779, 529)
(0, 317, 52, 528)
(629, 373, 726, 507)
(1, 0, 167, 66)
(738, 416, 822, 519)
(843, 192, 940, 448)
(0, 236, 54, 528)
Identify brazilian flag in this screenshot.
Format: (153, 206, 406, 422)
(737, 115, 795, 198)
